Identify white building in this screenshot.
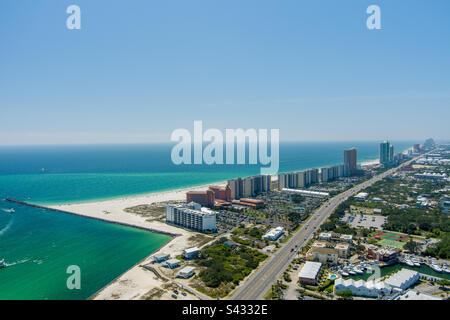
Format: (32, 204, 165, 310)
(152, 252, 169, 263)
(262, 227, 285, 241)
(319, 232, 332, 241)
(166, 202, 216, 232)
(335, 278, 391, 298)
(414, 172, 448, 181)
(183, 247, 200, 259)
(164, 258, 181, 269)
(282, 188, 329, 198)
(354, 192, 369, 200)
(384, 269, 419, 290)
(278, 169, 319, 190)
(339, 234, 353, 243)
(393, 289, 442, 300)
(177, 266, 196, 279)
(298, 261, 322, 285)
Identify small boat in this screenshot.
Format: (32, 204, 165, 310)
(430, 264, 442, 273)
(365, 266, 373, 273)
(1, 208, 14, 213)
(341, 272, 349, 277)
(354, 268, 364, 274)
(348, 270, 356, 275)
(443, 268, 450, 274)
(0, 259, 6, 268)
(405, 260, 415, 267)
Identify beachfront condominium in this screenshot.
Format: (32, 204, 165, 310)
(380, 141, 394, 166)
(320, 163, 349, 182)
(208, 185, 232, 201)
(278, 168, 319, 190)
(344, 148, 357, 175)
(186, 190, 215, 207)
(166, 202, 216, 232)
(228, 175, 271, 199)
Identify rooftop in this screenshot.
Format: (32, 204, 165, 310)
(298, 261, 322, 280)
(394, 289, 442, 300)
(384, 269, 419, 288)
(184, 247, 200, 254)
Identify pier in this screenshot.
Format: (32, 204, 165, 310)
(4, 198, 181, 237)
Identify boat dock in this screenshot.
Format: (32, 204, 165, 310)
(4, 198, 181, 237)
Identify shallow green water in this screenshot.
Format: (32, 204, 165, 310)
(0, 204, 171, 300)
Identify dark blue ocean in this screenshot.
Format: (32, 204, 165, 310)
(0, 141, 414, 205)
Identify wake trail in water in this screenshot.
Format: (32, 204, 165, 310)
(5, 258, 30, 267)
(0, 217, 14, 236)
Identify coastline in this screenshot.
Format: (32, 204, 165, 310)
(45, 157, 382, 300)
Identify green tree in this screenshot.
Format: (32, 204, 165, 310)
(336, 290, 353, 299)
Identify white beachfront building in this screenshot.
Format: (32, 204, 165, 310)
(166, 202, 216, 232)
(334, 278, 391, 298)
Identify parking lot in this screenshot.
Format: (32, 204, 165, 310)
(340, 213, 386, 230)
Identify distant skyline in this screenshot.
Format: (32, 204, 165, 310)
(1, 0, 449, 145)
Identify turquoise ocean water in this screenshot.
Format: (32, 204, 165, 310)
(0, 141, 414, 299)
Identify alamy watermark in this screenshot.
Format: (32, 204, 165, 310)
(66, 265, 81, 290)
(65, 4, 381, 31)
(170, 121, 279, 175)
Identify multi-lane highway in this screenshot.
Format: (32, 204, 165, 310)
(231, 158, 417, 300)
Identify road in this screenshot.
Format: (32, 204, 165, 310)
(231, 157, 418, 300)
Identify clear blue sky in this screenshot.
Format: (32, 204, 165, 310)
(1, 0, 449, 145)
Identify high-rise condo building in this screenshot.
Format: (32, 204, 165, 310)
(278, 168, 319, 190)
(186, 190, 215, 207)
(208, 185, 232, 201)
(228, 175, 271, 199)
(166, 202, 216, 232)
(344, 148, 357, 175)
(380, 141, 395, 166)
(320, 164, 349, 182)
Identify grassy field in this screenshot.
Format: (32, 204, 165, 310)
(377, 238, 405, 249)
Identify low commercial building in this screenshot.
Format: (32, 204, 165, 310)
(354, 192, 369, 201)
(393, 289, 442, 300)
(152, 252, 169, 263)
(319, 233, 332, 241)
(367, 245, 400, 263)
(384, 269, 419, 291)
(310, 241, 349, 263)
(177, 266, 196, 279)
(298, 261, 322, 285)
(164, 258, 181, 269)
(262, 227, 285, 241)
(414, 172, 448, 181)
(231, 198, 265, 208)
(311, 247, 339, 264)
(335, 278, 391, 298)
(339, 234, 353, 243)
(183, 247, 200, 260)
(282, 188, 329, 198)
